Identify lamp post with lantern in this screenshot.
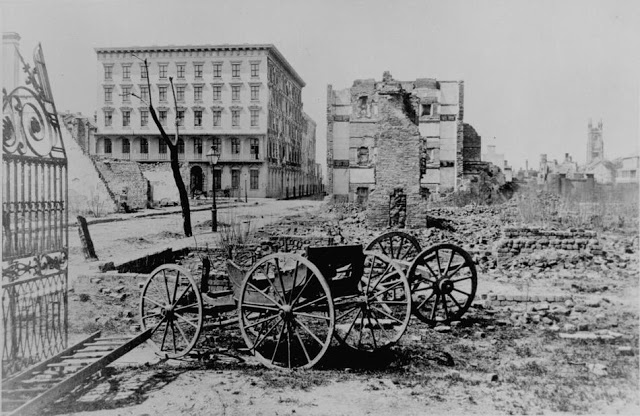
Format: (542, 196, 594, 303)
(206, 146, 220, 232)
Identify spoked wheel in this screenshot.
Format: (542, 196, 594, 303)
(334, 252, 411, 352)
(140, 264, 203, 359)
(407, 244, 477, 325)
(365, 231, 422, 262)
(238, 253, 334, 369)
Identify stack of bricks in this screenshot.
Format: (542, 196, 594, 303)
(480, 293, 573, 307)
(493, 226, 599, 260)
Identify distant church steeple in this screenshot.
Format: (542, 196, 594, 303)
(586, 119, 604, 164)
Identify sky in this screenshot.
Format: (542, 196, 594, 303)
(2, 0, 639, 173)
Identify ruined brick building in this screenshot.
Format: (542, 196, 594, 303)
(326, 72, 484, 227)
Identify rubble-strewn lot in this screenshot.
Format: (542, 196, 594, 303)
(58, 199, 639, 415)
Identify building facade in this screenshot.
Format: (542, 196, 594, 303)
(327, 72, 467, 203)
(616, 155, 639, 184)
(93, 44, 319, 200)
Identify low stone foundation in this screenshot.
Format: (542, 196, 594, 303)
(494, 226, 600, 260)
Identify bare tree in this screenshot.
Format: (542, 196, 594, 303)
(133, 58, 192, 237)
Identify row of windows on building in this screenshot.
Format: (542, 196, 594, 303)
(104, 108, 261, 128)
(208, 169, 260, 190)
(104, 84, 262, 104)
(104, 61, 261, 81)
(267, 64, 301, 104)
(100, 137, 260, 157)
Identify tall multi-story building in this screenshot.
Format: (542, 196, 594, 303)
(93, 44, 319, 199)
(326, 72, 469, 204)
(587, 119, 604, 164)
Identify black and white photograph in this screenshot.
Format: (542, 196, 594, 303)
(1, 0, 639, 414)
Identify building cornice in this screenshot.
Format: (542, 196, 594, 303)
(95, 43, 305, 87)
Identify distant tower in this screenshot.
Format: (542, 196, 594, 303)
(586, 119, 604, 164)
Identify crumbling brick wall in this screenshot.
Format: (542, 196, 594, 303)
(366, 86, 427, 228)
(92, 158, 148, 210)
(493, 226, 600, 263)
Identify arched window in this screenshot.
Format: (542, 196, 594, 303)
(122, 138, 130, 153)
(104, 138, 112, 154)
(357, 147, 369, 165)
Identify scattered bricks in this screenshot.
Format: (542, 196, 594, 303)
(90, 277, 103, 284)
(618, 346, 634, 356)
(114, 285, 125, 293)
(434, 326, 451, 333)
(130, 324, 141, 332)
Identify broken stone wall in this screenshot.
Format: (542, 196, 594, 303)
(93, 158, 149, 210)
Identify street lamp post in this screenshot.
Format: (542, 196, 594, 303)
(206, 146, 220, 232)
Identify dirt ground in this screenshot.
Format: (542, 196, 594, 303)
(53, 199, 639, 416)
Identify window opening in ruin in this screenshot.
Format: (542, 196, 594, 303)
(357, 147, 369, 165)
(140, 138, 148, 154)
(421, 104, 431, 116)
(356, 187, 369, 205)
(122, 138, 130, 153)
(358, 96, 368, 117)
(104, 138, 112, 154)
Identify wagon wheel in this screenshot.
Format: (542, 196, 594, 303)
(140, 264, 203, 359)
(365, 231, 422, 261)
(334, 252, 411, 352)
(407, 244, 477, 325)
(238, 253, 334, 369)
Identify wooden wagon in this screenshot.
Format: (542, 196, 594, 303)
(138, 231, 477, 369)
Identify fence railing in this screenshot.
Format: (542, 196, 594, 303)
(2, 257, 68, 378)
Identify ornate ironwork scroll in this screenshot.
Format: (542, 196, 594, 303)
(2, 43, 68, 377)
